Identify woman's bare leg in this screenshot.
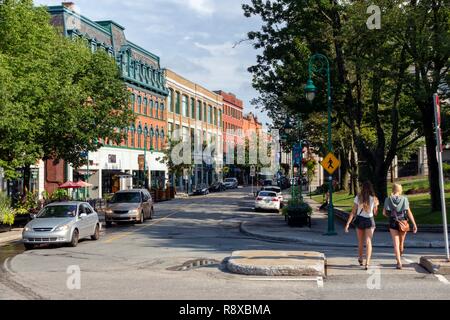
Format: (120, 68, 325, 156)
(365, 228, 375, 267)
(356, 228, 365, 263)
(399, 231, 407, 256)
(390, 229, 401, 266)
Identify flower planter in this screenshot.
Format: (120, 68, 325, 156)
(284, 203, 312, 228)
(0, 223, 12, 233)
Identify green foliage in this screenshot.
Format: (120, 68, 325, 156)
(50, 189, 70, 202)
(243, 0, 449, 203)
(0, 192, 15, 225)
(282, 198, 312, 217)
(443, 163, 450, 180)
(0, 0, 134, 176)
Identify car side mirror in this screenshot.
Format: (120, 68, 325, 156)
(79, 213, 88, 219)
(30, 214, 37, 220)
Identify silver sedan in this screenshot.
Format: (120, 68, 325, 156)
(22, 202, 101, 250)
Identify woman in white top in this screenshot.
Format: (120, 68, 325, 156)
(345, 181, 379, 270)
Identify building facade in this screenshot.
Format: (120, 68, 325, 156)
(45, 2, 169, 199)
(164, 69, 223, 192)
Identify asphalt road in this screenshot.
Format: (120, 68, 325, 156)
(1, 188, 449, 300)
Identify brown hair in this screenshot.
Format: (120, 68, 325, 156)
(358, 181, 375, 213)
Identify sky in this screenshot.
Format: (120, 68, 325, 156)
(34, 0, 270, 127)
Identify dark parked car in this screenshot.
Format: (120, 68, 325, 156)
(209, 182, 226, 192)
(193, 184, 210, 195)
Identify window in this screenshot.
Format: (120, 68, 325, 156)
(155, 102, 159, 119)
(130, 125, 136, 148)
(175, 92, 181, 114)
(160, 103, 165, 120)
(208, 105, 212, 124)
(130, 94, 136, 111)
(191, 98, 195, 119)
(197, 101, 202, 121)
(168, 89, 173, 113)
(203, 103, 207, 123)
(168, 122, 173, 139)
(137, 96, 142, 114)
(143, 98, 148, 115)
(155, 127, 160, 151)
(218, 110, 222, 128)
(150, 100, 154, 117)
(182, 95, 188, 117)
(137, 124, 142, 149)
(213, 107, 217, 126)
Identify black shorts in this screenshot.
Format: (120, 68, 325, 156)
(354, 216, 376, 230)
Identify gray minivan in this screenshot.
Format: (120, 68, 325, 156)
(105, 189, 154, 226)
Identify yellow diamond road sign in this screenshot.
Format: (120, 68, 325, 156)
(321, 153, 341, 175)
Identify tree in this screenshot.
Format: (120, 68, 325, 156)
(398, 0, 449, 211)
(0, 0, 134, 190)
(243, 0, 426, 202)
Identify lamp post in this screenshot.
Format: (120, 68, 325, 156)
(305, 53, 336, 236)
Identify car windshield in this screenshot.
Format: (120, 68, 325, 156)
(37, 205, 77, 218)
(258, 192, 276, 197)
(225, 179, 235, 182)
(110, 192, 141, 203)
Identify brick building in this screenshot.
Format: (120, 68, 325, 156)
(164, 69, 223, 192)
(44, 2, 169, 198)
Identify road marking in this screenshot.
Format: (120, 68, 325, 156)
(244, 276, 324, 288)
(435, 275, 449, 285)
(103, 211, 180, 244)
(403, 258, 414, 264)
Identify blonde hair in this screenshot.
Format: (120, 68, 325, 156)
(392, 183, 403, 195)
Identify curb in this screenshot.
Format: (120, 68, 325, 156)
(240, 221, 447, 249)
(226, 250, 326, 277)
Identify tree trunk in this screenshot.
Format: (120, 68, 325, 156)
(422, 104, 441, 211)
(372, 160, 388, 203)
(349, 138, 359, 196)
(23, 165, 31, 196)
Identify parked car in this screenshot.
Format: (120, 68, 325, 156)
(255, 191, 281, 212)
(104, 189, 154, 226)
(193, 184, 210, 195)
(262, 179, 274, 186)
(209, 182, 226, 193)
(22, 202, 101, 250)
(224, 178, 239, 189)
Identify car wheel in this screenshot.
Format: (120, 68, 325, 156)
(69, 229, 79, 247)
(137, 212, 144, 224)
(91, 224, 100, 241)
(24, 243, 35, 251)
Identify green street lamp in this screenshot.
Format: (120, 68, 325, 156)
(305, 53, 337, 236)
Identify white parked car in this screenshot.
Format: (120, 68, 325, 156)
(22, 202, 101, 250)
(261, 186, 283, 203)
(224, 178, 239, 189)
(255, 191, 281, 212)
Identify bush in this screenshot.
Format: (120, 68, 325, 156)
(0, 192, 15, 226)
(444, 163, 450, 180)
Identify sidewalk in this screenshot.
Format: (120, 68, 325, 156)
(241, 197, 448, 249)
(0, 228, 23, 246)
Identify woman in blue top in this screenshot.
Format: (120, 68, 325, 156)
(383, 184, 418, 270)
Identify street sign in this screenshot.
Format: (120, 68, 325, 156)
(321, 152, 341, 175)
(250, 165, 256, 177)
(293, 144, 303, 165)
